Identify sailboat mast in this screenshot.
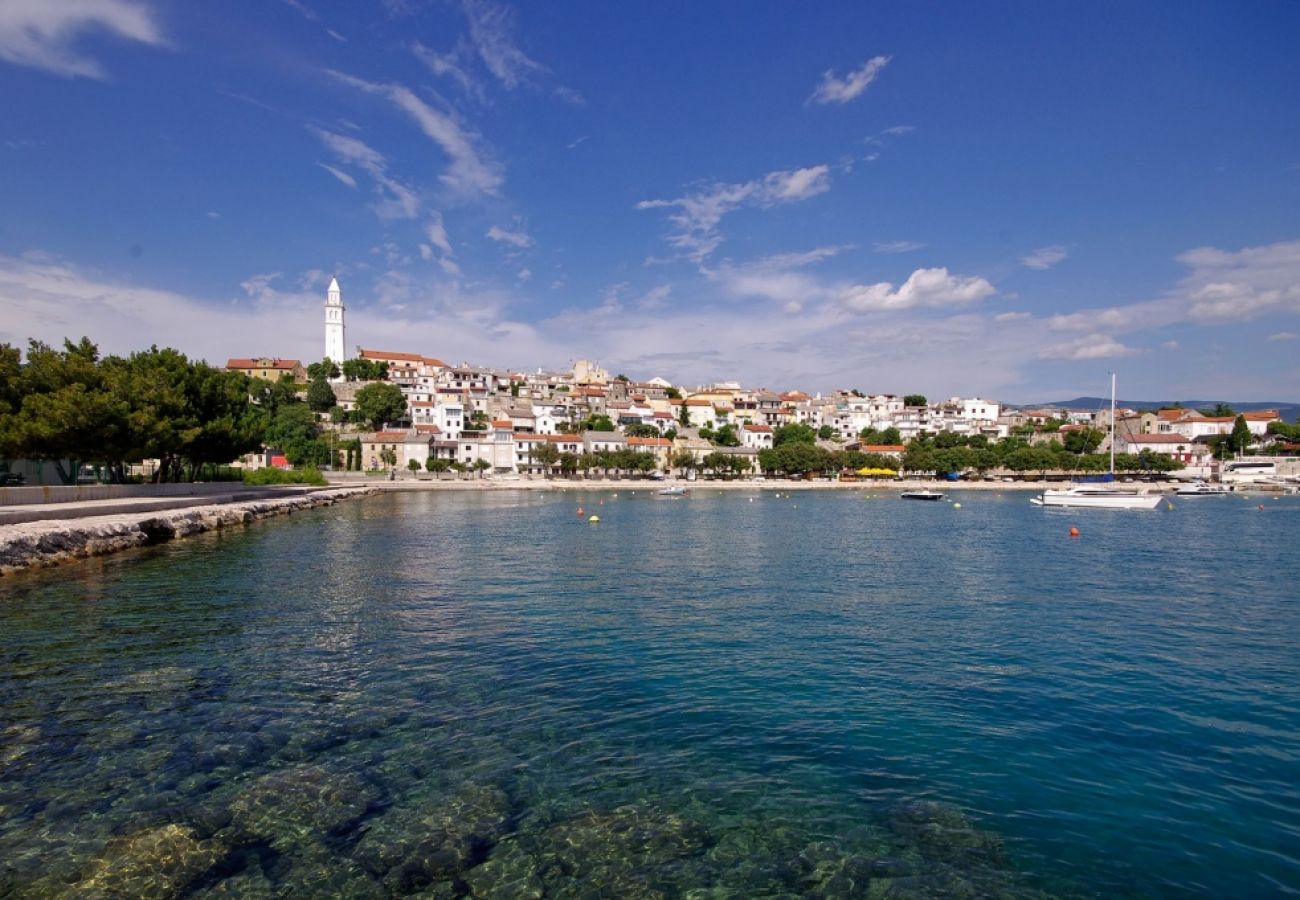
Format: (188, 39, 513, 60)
(1109, 371, 1116, 476)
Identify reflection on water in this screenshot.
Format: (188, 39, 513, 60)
(2, 490, 1299, 896)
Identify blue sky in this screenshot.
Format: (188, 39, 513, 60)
(1, 0, 1298, 402)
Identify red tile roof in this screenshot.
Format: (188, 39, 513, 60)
(628, 436, 671, 446)
(226, 357, 301, 370)
(862, 444, 906, 453)
(743, 423, 773, 433)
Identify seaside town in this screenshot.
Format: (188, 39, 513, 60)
(209, 280, 1300, 484)
(3, 276, 1298, 491)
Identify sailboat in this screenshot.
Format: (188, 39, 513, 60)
(1031, 373, 1164, 510)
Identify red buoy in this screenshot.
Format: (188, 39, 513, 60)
(1069, 526, 1080, 538)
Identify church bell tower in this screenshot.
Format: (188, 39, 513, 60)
(324, 276, 346, 378)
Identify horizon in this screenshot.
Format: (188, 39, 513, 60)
(2, 1, 1299, 403)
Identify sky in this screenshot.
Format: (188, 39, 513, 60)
(1, 0, 1298, 403)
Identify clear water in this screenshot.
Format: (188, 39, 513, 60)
(2, 489, 1299, 897)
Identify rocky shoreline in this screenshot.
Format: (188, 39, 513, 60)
(0, 487, 376, 577)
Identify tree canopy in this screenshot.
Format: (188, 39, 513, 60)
(354, 382, 407, 430)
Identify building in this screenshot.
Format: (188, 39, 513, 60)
(324, 277, 346, 375)
(225, 357, 305, 382)
(360, 429, 434, 471)
(741, 423, 774, 450)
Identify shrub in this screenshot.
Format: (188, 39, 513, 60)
(242, 466, 328, 486)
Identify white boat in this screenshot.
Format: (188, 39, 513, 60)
(1175, 481, 1231, 496)
(657, 485, 688, 496)
(1031, 373, 1164, 510)
(901, 489, 944, 501)
(1032, 485, 1164, 509)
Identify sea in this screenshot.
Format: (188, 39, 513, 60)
(2, 488, 1298, 897)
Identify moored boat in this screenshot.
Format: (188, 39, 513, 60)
(901, 489, 944, 501)
(1175, 481, 1231, 496)
(1031, 486, 1164, 509)
(657, 485, 688, 496)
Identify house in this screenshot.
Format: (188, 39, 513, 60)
(1113, 433, 1204, 464)
(583, 431, 627, 454)
(515, 434, 582, 474)
(627, 436, 672, 471)
(225, 357, 305, 382)
(360, 430, 435, 471)
(740, 423, 774, 450)
(859, 444, 905, 459)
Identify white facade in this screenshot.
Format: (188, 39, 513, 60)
(324, 277, 346, 376)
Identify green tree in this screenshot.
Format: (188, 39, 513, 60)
(577, 414, 616, 433)
(817, 425, 835, 440)
(306, 378, 337, 413)
(1229, 414, 1252, 454)
(677, 400, 691, 427)
(354, 382, 407, 430)
(671, 449, 697, 474)
(306, 358, 340, 382)
(407, 458, 421, 475)
(266, 404, 329, 467)
(664, 386, 682, 399)
(341, 358, 388, 382)
(711, 423, 741, 447)
(903, 394, 927, 407)
(379, 447, 397, 468)
(426, 457, 452, 474)
(625, 423, 660, 438)
(1063, 428, 1104, 454)
(532, 441, 560, 474)
(473, 458, 492, 478)
(773, 422, 818, 447)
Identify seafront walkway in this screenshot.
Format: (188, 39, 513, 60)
(0, 485, 325, 526)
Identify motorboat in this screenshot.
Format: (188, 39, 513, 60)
(1175, 481, 1231, 496)
(657, 485, 689, 496)
(1031, 485, 1164, 509)
(900, 489, 944, 501)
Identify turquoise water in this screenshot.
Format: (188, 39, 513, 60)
(2, 489, 1299, 897)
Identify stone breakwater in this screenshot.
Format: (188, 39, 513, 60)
(0, 488, 375, 577)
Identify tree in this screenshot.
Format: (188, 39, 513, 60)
(711, 423, 740, 447)
(426, 457, 451, 474)
(576, 413, 616, 433)
(671, 449, 697, 474)
(379, 447, 397, 468)
(677, 401, 691, 427)
(773, 422, 817, 447)
(532, 442, 560, 474)
(341, 358, 388, 382)
(407, 458, 421, 475)
(1229, 414, 1252, 454)
(664, 386, 682, 399)
(904, 394, 927, 407)
(306, 378, 337, 413)
(354, 382, 407, 429)
(306, 358, 340, 382)
(625, 423, 660, 438)
(817, 425, 835, 440)
(472, 458, 492, 478)
(1063, 428, 1104, 455)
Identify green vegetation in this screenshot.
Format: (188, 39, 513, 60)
(903, 394, 927, 407)
(772, 422, 817, 446)
(306, 377, 337, 413)
(305, 358, 340, 382)
(341, 358, 388, 382)
(0, 338, 266, 484)
(624, 423, 661, 438)
(242, 465, 327, 486)
(900, 431, 1185, 477)
(858, 426, 902, 445)
(354, 382, 407, 430)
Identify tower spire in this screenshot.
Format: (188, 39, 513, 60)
(324, 276, 346, 377)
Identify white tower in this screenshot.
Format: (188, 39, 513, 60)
(324, 276, 346, 377)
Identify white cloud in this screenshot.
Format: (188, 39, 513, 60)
(1178, 239, 1300, 321)
(206, 211, 221, 219)
(426, 212, 454, 256)
(280, 0, 319, 21)
(0, 0, 165, 79)
(1020, 244, 1069, 270)
(1267, 331, 1297, 341)
(462, 0, 545, 89)
(310, 127, 419, 218)
(1038, 333, 1139, 361)
(808, 55, 891, 105)
(637, 164, 832, 263)
(840, 267, 995, 313)
(329, 70, 503, 197)
(439, 257, 462, 277)
(994, 311, 1031, 322)
(517, 267, 532, 282)
(317, 163, 357, 189)
(636, 285, 672, 310)
(486, 224, 532, 248)
(412, 39, 486, 101)
(873, 240, 925, 254)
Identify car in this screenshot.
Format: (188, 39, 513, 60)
(0, 472, 25, 486)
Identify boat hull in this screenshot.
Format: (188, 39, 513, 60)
(1034, 492, 1163, 509)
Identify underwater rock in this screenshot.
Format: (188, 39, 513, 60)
(886, 800, 1004, 865)
(70, 823, 228, 898)
(352, 782, 513, 892)
(228, 764, 380, 848)
(461, 839, 545, 899)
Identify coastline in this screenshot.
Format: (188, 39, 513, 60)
(332, 476, 1168, 493)
(0, 487, 376, 578)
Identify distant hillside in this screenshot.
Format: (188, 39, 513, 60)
(1025, 397, 1300, 421)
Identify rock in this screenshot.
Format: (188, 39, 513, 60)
(70, 823, 228, 898)
(887, 800, 1003, 864)
(228, 764, 380, 848)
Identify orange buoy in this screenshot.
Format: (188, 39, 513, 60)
(576, 507, 584, 516)
(1069, 527, 1080, 538)
(1258, 504, 1266, 511)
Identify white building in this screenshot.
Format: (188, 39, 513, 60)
(324, 277, 346, 377)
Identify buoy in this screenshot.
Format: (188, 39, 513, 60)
(576, 507, 584, 516)
(1258, 504, 1265, 511)
(599, 499, 604, 506)
(588, 515, 600, 523)
(953, 503, 961, 509)
(1069, 527, 1080, 538)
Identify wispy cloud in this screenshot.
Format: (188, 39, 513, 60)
(280, 0, 318, 21)
(426, 212, 454, 256)
(461, 0, 545, 90)
(808, 55, 891, 105)
(1038, 333, 1139, 361)
(839, 267, 995, 313)
(412, 39, 487, 102)
(329, 70, 504, 197)
(1020, 244, 1069, 270)
(317, 162, 358, 189)
(486, 224, 533, 248)
(310, 127, 419, 218)
(873, 240, 925, 255)
(566, 135, 589, 150)
(1267, 331, 1298, 342)
(0, 0, 165, 79)
(638, 164, 832, 263)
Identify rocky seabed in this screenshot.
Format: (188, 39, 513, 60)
(0, 488, 375, 576)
